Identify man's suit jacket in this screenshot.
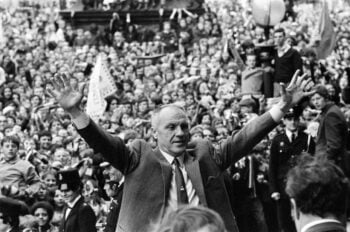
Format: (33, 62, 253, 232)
(315, 103, 348, 169)
(269, 130, 315, 198)
(303, 221, 346, 232)
(59, 197, 96, 232)
(79, 112, 278, 232)
(104, 183, 124, 232)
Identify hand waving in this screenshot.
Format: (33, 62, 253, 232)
(279, 70, 315, 112)
(47, 73, 85, 116)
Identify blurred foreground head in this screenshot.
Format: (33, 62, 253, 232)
(150, 205, 226, 232)
(286, 154, 349, 226)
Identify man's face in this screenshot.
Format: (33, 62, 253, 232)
(203, 129, 215, 142)
(154, 107, 190, 156)
(40, 136, 52, 150)
(186, 95, 194, 106)
(246, 55, 257, 69)
(202, 115, 211, 125)
(240, 105, 253, 115)
(284, 117, 298, 132)
(274, 32, 285, 47)
(104, 182, 117, 197)
(61, 188, 79, 203)
(2, 141, 18, 162)
(54, 149, 70, 166)
(311, 93, 327, 111)
(139, 101, 148, 113)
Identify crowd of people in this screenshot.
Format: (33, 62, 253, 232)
(0, 0, 349, 231)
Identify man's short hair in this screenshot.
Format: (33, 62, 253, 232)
(38, 130, 52, 139)
(286, 154, 349, 218)
(1, 135, 20, 148)
(274, 28, 286, 36)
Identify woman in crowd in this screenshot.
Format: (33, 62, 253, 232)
(31, 201, 58, 232)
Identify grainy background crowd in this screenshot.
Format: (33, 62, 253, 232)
(0, 0, 349, 231)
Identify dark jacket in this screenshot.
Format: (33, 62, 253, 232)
(59, 197, 96, 232)
(315, 103, 348, 170)
(78, 111, 278, 232)
(269, 130, 315, 198)
(104, 183, 123, 232)
(274, 48, 302, 83)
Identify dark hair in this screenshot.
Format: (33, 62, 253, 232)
(274, 28, 286, 36)
(1, 135, 20, 148)
(30, 201, 54, 222)
(38, 130, 52, 139)
(198, 112, 212, 125)
(106, 96, 119, 112)
(30, 94, 43, 105)
(286, 154, 349, 218)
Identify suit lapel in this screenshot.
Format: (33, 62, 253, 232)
(154, 148, 173, 216)
(66, 197, 83, 225)
(184, 152, 208, 207)
(61, 207, 68, 230)
(316, 116, 325, 143)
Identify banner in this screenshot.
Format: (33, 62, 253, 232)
(86, 55, 117, 122)
(315, 0, 336, 59)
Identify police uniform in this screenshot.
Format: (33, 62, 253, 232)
(269, 117, 315, 232)
(57, 169, 97, 232)
(104, 181, 123, 232)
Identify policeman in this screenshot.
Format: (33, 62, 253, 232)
(101, 162, 124, 232)
(58, 168, 97, 232)
(268, 108, 315, 232)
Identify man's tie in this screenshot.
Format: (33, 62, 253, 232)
(291, 133, 296, 143)
(173, 158, 189, 204)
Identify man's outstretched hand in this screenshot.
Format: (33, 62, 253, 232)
(278, 70, 315, 113)
(47, 73, 85, 118)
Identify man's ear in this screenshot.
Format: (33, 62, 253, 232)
(151, 127, 158, 140)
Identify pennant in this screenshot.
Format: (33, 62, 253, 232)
(86, 55, 116, 122)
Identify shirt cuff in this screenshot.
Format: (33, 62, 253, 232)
(269, 105, 285, 123)
(71, 113, 90, 129)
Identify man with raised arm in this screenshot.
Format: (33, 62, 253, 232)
(47, 70, 313, 232)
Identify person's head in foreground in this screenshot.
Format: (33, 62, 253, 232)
(286, 154, 349, 232)
(150, 205, 226, 232)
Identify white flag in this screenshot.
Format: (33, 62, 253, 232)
(98, 55, 117, 98)
(86, 55, 117, 122)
